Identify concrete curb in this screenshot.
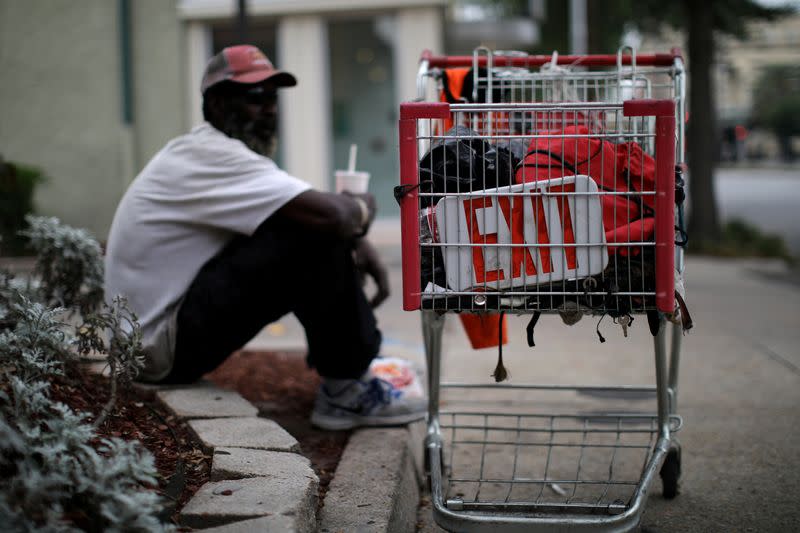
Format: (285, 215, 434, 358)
(100, 365, 426, 532)
(318, 420, 426, 533)
(135, 380, 319, 532)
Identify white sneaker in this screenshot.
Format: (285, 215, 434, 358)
(310, 375, 427, 431)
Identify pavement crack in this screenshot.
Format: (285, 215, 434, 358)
(750, 339, 800, 376)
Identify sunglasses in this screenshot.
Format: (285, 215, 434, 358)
(241, 86, 278, 106)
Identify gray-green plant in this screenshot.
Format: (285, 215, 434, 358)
(1, 218, 172, 531)
(0, 293, 72, 383)
(20, 215, 104, 317)
(0, 379, 167, 532)
(74, 296, 146, 428)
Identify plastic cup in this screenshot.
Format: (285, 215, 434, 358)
(335, 170, 371, 194)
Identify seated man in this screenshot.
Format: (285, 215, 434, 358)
(104, 45, 425, 430)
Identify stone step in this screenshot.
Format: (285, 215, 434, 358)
(188, 417, 299, 453)
(157, 387, 258, 419)
(180, 476, 317, 531)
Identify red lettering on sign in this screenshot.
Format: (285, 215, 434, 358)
(549, 184, 577, 270)
(464, 198, 504, 284)
(529, 194, 553, 274)
(462, 184, 581, 286)
(497, 196, 538, 278)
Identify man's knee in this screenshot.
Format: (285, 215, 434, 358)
(249, 218, 351, 271)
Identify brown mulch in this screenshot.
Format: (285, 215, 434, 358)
(48, 369, 212, 525)
(23, 350, 347, 524)
(205, 350, 350, 510)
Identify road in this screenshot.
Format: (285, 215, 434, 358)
(714, 166, 800, 255)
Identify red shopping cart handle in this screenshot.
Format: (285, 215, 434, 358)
(420, 49, 683, 68)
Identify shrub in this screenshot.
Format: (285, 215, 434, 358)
(0, 380, 167, 532)
(689, 217, 793, 263)
(0, 218, 171, 531)
(0, 158, 45, 257)
(21, 215, 104, 317)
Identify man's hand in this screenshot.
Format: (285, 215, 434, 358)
(275, 190, 377, 239)
(342, 191, 376, 236)
(354, 238, 390, 308)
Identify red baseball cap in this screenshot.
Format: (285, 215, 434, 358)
(201, 45, 297, 94)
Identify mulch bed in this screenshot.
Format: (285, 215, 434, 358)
(206, 350, 350, 510)
(48, 369, 212, 526)
(15, 350, 347, 526)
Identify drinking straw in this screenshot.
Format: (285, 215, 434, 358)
(348, 144, 358, 172)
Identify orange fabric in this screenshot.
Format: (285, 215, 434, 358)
(438, 68, 510, 134)
(440, 68, 470, 131)
(459, 312, 508, 349)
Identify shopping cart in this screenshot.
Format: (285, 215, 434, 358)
(397, 47, 688, 532)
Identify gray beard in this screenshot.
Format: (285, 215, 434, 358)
(219, 112, 277, 158)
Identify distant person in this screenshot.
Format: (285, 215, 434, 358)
(104, 45, 425, 430)
(734, 124, 748, 162)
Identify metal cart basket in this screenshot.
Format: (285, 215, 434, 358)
(397, 47, 688, 532)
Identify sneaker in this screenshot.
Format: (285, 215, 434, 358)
(310, 375, 427, 431)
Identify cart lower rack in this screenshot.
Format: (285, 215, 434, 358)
(422, 361, 682, 532)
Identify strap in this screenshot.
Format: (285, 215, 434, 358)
(596, 313, 607, 343)
(675, 291, 694, 332)
(674, 165, 686, 205)
(675, 225, 689, 247)
(353, 196, 369, 228)
(393, 182, 432, 206)
(526, 311, 541, 347)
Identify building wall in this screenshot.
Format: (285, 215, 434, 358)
(717, 15, 800, 121)
(0, 0, 185, 242)
(0, 0, 124, 241)
(131, 0, 186, 169)
(0, 0, 446, 241)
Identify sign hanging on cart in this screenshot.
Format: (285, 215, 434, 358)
(434, 175, 608, 291)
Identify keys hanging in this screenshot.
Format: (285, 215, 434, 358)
(618, 314, 633, 338)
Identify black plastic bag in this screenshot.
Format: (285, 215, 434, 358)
(418, 126, 520, 208)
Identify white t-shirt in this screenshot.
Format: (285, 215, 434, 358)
(105, 122, 311, 381)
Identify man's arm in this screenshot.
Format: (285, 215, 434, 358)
(274, 189, 376, 239)
(353, 238, 390, 307)
(275, 189, 390, 307)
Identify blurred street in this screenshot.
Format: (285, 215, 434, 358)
(715, 166, 800, 255)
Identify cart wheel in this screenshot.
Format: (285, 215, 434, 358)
(660, 447, 681, 499)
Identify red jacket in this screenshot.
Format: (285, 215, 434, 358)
(514, 125, 656, 254)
